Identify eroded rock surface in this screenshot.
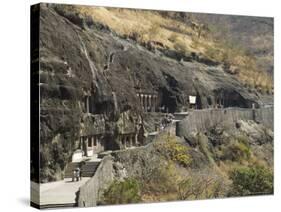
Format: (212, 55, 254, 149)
(38, 4, 273, 182)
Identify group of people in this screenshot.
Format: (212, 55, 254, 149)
(160, 113, 174, 130)
(72, 167, 82, 182)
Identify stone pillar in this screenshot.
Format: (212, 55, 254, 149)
(92, 135, 95, 152)
(151, 95, 154, 112)
(144, 95, 147, 112)
(85, 136, 89, 156)
(129, 135, 133, 147)
(126, 136, 129, 147)
(85, 96, 90, 113)
(124, 136, 127, 148)
(97, 135, 100, 150)
(123, 136, 126, 149)
(252, 103, 256, 121)
(88, 96, 91, 113)
(140, 94, 144, 111)
(148, 95, 151, 112)
(79, 137, 82, 149)
(135, 134, 138, 146)
(136, 94, 138, 105)
(154, 96, 157, 112)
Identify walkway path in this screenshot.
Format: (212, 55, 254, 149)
(39, 177, 90, 207)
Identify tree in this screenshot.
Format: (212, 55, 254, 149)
(228, 165, 273, 196)
(101, 178, 141, 205)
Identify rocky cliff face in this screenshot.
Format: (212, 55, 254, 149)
(38, 4, 273, 182)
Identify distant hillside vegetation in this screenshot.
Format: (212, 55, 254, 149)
(190, 13, 273, 76)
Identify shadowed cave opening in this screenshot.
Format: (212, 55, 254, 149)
(214, 89, 253, 108)
(159, 88, 177, 113)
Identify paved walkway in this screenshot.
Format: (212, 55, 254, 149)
(39, 177, 90, 206)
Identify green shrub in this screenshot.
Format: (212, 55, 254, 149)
(155, 135, 191, 166)
(102, 178, 141, 205)
(221, 136, 251, 162)
(228, 165, 273, 196)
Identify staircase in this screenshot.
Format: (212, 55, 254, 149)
(64, 160, 101, 179)
(64, 162, 81, 178)
(81, 161, 100, 177)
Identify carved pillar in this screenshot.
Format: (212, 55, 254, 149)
(127, 136, 130, 147)
(79, 137, 82, 149)
(144, 95, 147, 112)
(85, 96, 90, 113)
(140, 94, 144, 111)
(151, 95, 155, 112)
(130, 135, 133, 147)
(153, 95, 157, 111)
(85, 136, 89, 156)
(98, 135, 101, 149)
(123, 136, 126, 149)
(135, 133, 138, 146)
(153, 95, 156, 112)
(146, 95, 149, 112)
(148, 95, 151, 112)
(148, 95, 151, 111)
(124, 136, 128, 148)
(147, 95, 149, 112)
(88, 96, 91, 113)
(153, 96, 156, 112)
(119, 135, 122, 148)
(91, 136, 93, 153)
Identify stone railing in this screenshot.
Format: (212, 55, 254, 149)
(76, 155, 114, 207)
(176, 107, 273, 137)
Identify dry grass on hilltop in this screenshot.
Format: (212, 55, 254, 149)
(61, 5, 273, 93)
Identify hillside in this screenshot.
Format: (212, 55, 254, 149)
(36, 3, 273, 186)
(61, 5, 273, 94)
(190, 13, 274, 75)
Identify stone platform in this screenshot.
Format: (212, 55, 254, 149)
(39, 177, 90, 207)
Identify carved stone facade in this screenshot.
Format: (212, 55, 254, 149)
(136, 91, 159, 112)
(118, 133, 138, 149)
(80, 134, 104, 156)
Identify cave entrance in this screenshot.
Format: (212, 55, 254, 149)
(214, 89, 250, 108)
(160, 88, 177, 113)
(84, 94, 97, 114)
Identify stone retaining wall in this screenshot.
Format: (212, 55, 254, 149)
(176, 107, 273, 137)
(77, 156, 114, 207)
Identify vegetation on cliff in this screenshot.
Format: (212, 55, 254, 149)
(228, 165, 273, 196)
(55, 5, 273, 93)
(102, 119, 273, 204)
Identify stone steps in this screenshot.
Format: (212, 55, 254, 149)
(64, 161, 101, 179)
(81, 161, 100, 177)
